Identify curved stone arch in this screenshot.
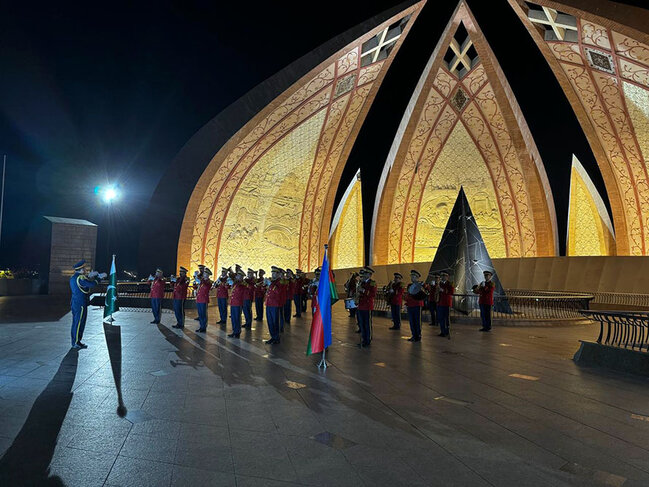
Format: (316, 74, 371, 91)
(372, 1, 558, 265)
(174, 1, 426, 274)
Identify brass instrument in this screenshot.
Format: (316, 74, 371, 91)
(407, 281, 428, 300)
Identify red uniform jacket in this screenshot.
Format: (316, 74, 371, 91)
(215, 279, 230, 299)
(196, 278, 212, 304)
(388, 282, 404, 306)
(438, 281, 454, 307)
(475, 280, 495, 305)
(172, 276, 189, 300)
(230, 283, 247, 306)
(296, 277, 308, 295)
(357, 279, 377, 311)
(265, 279, 284, 307)
(427, 283, 438, 308)
(150, 277, 166, 299)
(254, 278, 267, 299)
(404, 283, 424, 307)
(244, 278, 255, 300)
(288, 279, 296, 298)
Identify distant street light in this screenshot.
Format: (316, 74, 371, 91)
(96, 184, 119, 204)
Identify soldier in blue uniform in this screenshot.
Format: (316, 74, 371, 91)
(69, 260, 106, 349)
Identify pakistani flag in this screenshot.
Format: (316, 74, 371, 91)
(103, 254, 119, 322)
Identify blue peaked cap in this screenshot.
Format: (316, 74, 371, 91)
(74, 260, 86, 270)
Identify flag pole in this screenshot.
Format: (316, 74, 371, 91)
(317, 244, 328, 369)
(0, 155, 6, 252)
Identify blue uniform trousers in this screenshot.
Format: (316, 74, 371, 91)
(196, 302, 208, 331)
(279, 306, 284, 332)
(231, 305, 242, 335)
(173, 299, 185, 327)
(151, 298, 162, 323)
(243, 299, 252, 326)
(429, 302, 437, 325)
(480, 304, 492, 330)
(70, 301, 88, 346)
(357, 310, 372, 345)
(438, 305, 450, 335)
(255, 297, 264, 320)
(266, 306, 280, 340)
(390, 304, 401, 328)
(293, 294, 302, 317)
(283, 300, 291, 324)
(407, 306, 422, 338)
(217, 297, 228, 323)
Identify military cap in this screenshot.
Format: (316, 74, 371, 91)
(314, 267, 321, 273)
(394, 272, 403, 278)
(221, 267, 229, 272)
(179, 266, 188, 273)
(483, 270, 493, 275)
(156, 268, 163, 273)
(362, 266, 375, 274)
(204, 268, 213, 276)
(74, 260, 86, 270)
(236, 269, 246, 277)
(198, 264, 205, 269)
(258, 269, 266, 275)
(441, 270, 450, 276)
(410, 269, 421, 278)
(271, 266, 280, 272)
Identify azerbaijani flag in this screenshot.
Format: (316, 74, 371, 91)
(306, 247, 335, 355)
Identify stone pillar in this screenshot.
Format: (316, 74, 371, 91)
(42, 216, 98, 294)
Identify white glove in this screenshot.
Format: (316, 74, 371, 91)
(171, 276, 177, 282)
(98, 272, 107, 279)
(194, 270, 200, 277)
(88, 270, 99, 279)
(148, 274, 154, 281)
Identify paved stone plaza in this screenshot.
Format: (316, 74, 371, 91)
(0, 302, 648, 486)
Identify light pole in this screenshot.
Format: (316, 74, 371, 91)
(0, 155, 6, 254)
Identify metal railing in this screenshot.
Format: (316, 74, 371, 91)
(89, 281, 200, 312)
(374, 290, 594, 322)
(507, 289, 649, 310)
(580, 310, 649, 351)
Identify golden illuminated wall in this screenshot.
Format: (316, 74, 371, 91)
(372, 1, 557, 266)
(178, 2, 425, 273)
(509, 0, 649, 255)
(567, 155, 615, 256)
(329, 170, 364, 269)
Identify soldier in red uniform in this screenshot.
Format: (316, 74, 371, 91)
(214, 267, 230, 324)
(228, 270, 247, 338)
(293, 269, 305, 318)
(195, 268, 212, 332)
(473, 270, 495, 332)
(192, 264, 205, 323)
(404, 270, 425, 342)
(171, 266, 190, 329)
(437, 271, 454, 338)
(426, 273, 440, 327)
(243, 268, 256, 328)
(357, 266, 377, 348)
(284, 269, 295, 325)
(308, 267, 321, 314)
(387, 272, 405, 330)
(254, 269, 267, 321)
(264, 266, 284, 344)
(149, 268, 166, 324)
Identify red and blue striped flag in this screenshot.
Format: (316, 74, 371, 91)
(306, 247, 337, 355)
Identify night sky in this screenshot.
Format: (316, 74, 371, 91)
(1, 0, 645, 273)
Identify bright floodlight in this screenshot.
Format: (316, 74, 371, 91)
(101, 186, 119, 204)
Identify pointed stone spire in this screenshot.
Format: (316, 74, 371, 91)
(428, 187, 507, 313)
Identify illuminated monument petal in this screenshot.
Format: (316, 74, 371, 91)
(567, 155, 616, 256)
(508, 0, 649, 255)
(328, 169, 364, 269)
(371, 0, 558, 266)
(174, 2, 426, 273)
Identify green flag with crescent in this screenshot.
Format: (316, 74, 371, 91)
(103, 254, 119, 321)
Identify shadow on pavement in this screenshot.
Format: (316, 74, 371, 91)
(0, 296, 70, 324)
(0, 348, 79, 485)
(103, 321, 127, 417)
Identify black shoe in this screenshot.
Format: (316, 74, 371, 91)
(479, 328, 491, 332)
(195, 328, 204, 333)
(355, 329, 361, 333)
(414, 336, 422, 342)
(216, 320, 225, 324)
(150, 320, 157, 324)
(428, 323, 435, 326)
(194, 317, 200, 321)
(407, 336, 416, 342)
(172, 324, 182, 329)
(389, 325, 400, 330)
(264, 338, 276, 344)
(227, 333, 240, 338)
(243, 324, 252, 329)
(77, 342, 88, 349)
